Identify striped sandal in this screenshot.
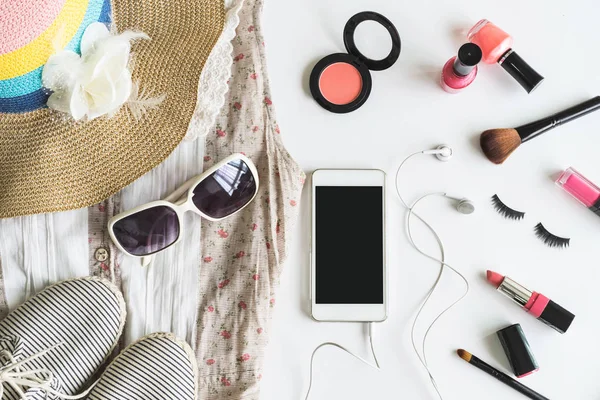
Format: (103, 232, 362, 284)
(0, 276, 126, 399)
(86, 332, 198, 400)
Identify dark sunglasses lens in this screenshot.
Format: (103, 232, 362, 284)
(192, 159, 257, 219)
(112, 206, 180, 256)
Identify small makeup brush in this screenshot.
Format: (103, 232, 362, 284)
(457, 349, 549, 400)
(481, 96, 600, 164)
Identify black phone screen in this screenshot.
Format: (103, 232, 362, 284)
(315, 186, 384, 304)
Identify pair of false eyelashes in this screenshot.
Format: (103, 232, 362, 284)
(491, 194, 571, 249)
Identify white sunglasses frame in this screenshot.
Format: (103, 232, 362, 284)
(107, 153, 259, 265)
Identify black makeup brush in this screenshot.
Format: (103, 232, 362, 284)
(457, 349, 549, 400)
(480, 96, 600, 164)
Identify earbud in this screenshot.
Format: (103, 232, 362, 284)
(399, 147, 473, 215)
(420, 146, 471, 213)
(422, 145, 453, 162)
(445, 195, 476, 215)
(456, 199, 475, 215)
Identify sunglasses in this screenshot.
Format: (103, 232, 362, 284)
(108, 154, 259, 263)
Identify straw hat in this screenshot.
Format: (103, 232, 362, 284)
(0, 0, 225, 218)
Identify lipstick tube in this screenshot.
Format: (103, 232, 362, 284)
(556, 167, 600, 218)
(487, 270, 575, 334)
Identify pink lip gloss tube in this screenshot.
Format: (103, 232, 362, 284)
(486, 270, 575, 334)
(556, 167, 600, 217)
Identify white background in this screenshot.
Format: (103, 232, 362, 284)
(261, 0, 600, 399)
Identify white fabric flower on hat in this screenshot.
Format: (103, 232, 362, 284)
(43, 22, 149, 121)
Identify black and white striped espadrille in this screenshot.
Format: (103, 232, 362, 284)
(87, 332, 198, 400)
(0, 276, 126, 399)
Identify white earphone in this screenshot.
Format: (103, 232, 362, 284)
(422, 144, 453, 162)
(447, 196, 476, 215)
(417, 145, 476, 215)
(395, 146, 472, 400)
(305, 147, 474, 400)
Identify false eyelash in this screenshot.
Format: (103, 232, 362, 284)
(491, 194, 526, 220)
(534, 223, 571, 249)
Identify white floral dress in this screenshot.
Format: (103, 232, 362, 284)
(193, 0, 304, 396)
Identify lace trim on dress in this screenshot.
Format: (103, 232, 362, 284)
(185, 0, 244, 141)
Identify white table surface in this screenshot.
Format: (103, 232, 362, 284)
(260, 0, 600, 399)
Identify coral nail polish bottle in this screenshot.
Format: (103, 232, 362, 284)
(467, 19, 544, 93)
(441, 43, 482, 93)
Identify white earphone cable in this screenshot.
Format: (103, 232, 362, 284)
(303, 149, 468, 399)
(394, 152, 470, 400)
(304, 322, 380, 399)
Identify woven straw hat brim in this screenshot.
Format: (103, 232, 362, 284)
(0, 0, 225, 218)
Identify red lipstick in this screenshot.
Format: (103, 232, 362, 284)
(486, 270, 575, 334)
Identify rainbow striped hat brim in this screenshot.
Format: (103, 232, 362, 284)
(0, 0, 111, 113)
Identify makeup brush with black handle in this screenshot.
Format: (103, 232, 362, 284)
(481, 96, 600, 164)
(457, 349, 550, 400)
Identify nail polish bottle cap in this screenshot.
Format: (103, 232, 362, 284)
(497, 323, 539, 378)
(498, 49, 544, 93)
(453, 43, 482, 76)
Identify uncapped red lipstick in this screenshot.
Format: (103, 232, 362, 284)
(486, 270, 575, 334)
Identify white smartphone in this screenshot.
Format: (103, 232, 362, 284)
(310, 169, 387, 322)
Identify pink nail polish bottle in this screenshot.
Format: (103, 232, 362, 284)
(467, 19, 544, 93)
(441, 43, 482, 93)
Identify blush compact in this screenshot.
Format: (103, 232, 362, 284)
(309, 11, 401, 113)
